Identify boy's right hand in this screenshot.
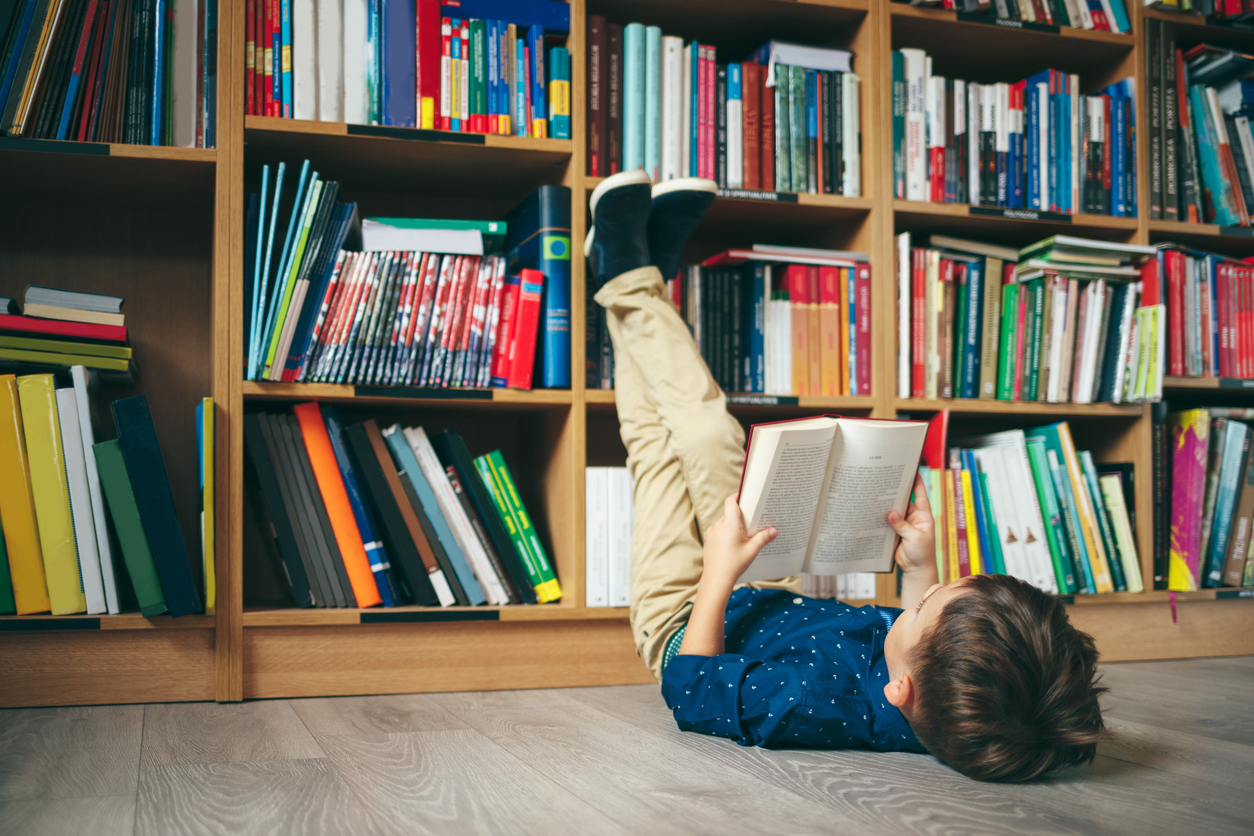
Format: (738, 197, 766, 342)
(887, 472, 936, 577)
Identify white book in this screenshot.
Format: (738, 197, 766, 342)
(1070, 74, 1081, 213)
(773, 298, 793, 395)
(608, 467, 633, 608)
(842, 73, 860, 197)
(71, 367, 118, 614)
(1036, 82, 1049, 209)
(736, 417, 927, 583)
(1047, 278, 1069, 402)
(727, 63, 743, 189)
(902, 48, 927, 202)
(968, 432, 1058, 593)
(897, 231, 911, 398)
(645, 26, 662, 182)
(55, 387, 106, 615)
(359, 220, 488, 254)
(968, 82, 980, 206)
(759, 41, 852, 81)
(971, 446, 1027, 582)
(661, 36, 684, 181)
(953, 79, 966, 202)
(316, 0, 344, 121)
(682, 43, 693, 178)
(402, 425, 511, 605)
(342, 0, 370, 123)
(292, 0, 317, 120)
(169, 0, 200, 147)
(585, 468, 609, 607)
(996, 83, 1009, 203)
(1110, 282, 1138, 403)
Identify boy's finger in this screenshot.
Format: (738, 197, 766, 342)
(726, 495, 747, 533)
(909, 472, 932, 514)
(887, 509, 918, 539)
(748, 526, 777, 551)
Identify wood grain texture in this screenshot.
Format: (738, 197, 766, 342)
(140, 701, 323, 767)
(290, 694, 470, 737)
(136, 758, 386, 836)
(317, 729, 633, 836)
(0, 705, 142, 800)
(0, 795, 135, 836)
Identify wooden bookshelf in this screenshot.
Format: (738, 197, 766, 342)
(3, 0, 1253, 709)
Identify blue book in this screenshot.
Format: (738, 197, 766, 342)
(1190, 85, 1239, 226)
(1027, 81, 1040, 210)
(644, 25, 661, 181)
(689, 43, 699, 178)
(151, 0, 167, 144)
(258, 162, 312, 377)
(806, 70, 818, 193)
(548, 46, 570, 139)
(439, 0, 569, 33)
(528, 24, 546, 132)
(1045, 446, 1095, 594)
(504, 186, 571, 388)
(1112, 85, 1128, 216)
(380, 0, 416, 127)
(514, 37, 526, 136)
(487, 19, 499, 130)
(1203, 421, 1250, 588)
(284, 203, 358, 379)
(281, 0, 293, 117)
(976, 468, 1006, 576)
(243, 192, 258, 363)
(322, 408, 398, 607)
(847, 267, 857, 393)
(960, 257, 983, 398)
(0, 0, 38, 112)
(622, 23, 645, 171)
(747, 263, 766, 393)
(252, 163, 284, 379)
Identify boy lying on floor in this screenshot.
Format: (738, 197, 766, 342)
(586, 170, 1108, 782)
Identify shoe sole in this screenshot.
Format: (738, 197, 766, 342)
(651, 177, 719, 199)
(585, 170, 653, 259)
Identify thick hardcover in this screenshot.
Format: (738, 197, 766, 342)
(0, 374, 49, 613)
(380, 0, 416, 126)
(94, 439, 169, 615)
(585, 14, 605, 176)
(503, 186, 570, 388)
(243, 414, 314, 608)
(281, 414, 353, 606)
(257, 412, 327, 606)
(1166, 409, 1209, 590)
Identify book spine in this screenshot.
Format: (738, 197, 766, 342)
(760, 59, 774, 191)
(487, 449, 561, 601)
(643, 26, 660, 180)
(586, 15, 605, 176)
(605, 23, 620, 171)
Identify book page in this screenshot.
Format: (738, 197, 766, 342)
(805, 419, 927, 575)
(737, 420, 838, 584)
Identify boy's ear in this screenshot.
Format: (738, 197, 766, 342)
(884, 673, 913, 712)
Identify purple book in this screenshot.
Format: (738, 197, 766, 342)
(1169, 409, 1210, 590)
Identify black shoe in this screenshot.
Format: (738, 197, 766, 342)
(585, 170, 653, 288)
(647, 178, 718, 284)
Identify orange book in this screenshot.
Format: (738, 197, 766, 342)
(818, 266, 842, 396)
(838, 266, 851, 396)
(292, 402, 383, 608)
(785, 265, 809, 395)
(806, 266, 821, 395)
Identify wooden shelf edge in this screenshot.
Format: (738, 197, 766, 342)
(893, 397, 1145, 416)
(586, 389, 877, 409)
(1140, 5, 1254, 32)
(0, 613, 216, 630)
(1147, 218, 1254, 240)
(1164, 375, 1254, 391)
(1065, 588, 1254, 606)
(0, 136, 217, 163)
(893, 199, 1139, 229)
(888, 3, 1134, 46)
(242, 604, 628, 627)
(583, 176, 873, 211)
(241, 380, 573, 405)
(244, 114, 573, 155)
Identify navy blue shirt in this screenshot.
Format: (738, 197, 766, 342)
(660, 588, 926, 752)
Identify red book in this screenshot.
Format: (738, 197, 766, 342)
(1216, 263, 1230, 378)
(855, 262, 872, 397)
(703, 47, 717, 180)
(742, 62, 760, 190)
(507, 269, 544, 389)
(0, 314, 126, 343)
(586, 15, 606, 177)
(697, 46, 710, 180)
(806, 266, 821, 395)
(266, 0, 279, 116)
(489, 275, 521, 386)
(416, 0, 441, 129)
(1164, 249, 1186, 376)
(1243, 267, 1252, 377)
(1139, 254, 1162, 306)
(911, 248, 926, 399)
(607, 23, 622, 174)
(462, 22, 472, 132)
(75, 0, 112, 138)
(759, 62, 774, 191)
(245, 0, 255, 115)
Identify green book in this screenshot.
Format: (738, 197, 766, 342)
(0, 335, 133, 360)
(92, 439, 168, 617)
(1026, 438, 1077, 594)
(473, 455, 535, 595)
(976, 470, 1006, 575)
(953, 262, 970, 396)
(470, 20, 487, 129)
(774, 64, 790, 192)
(0, 511, 15, 614)
(481, 450, 562, 603)
(1024, 280, 1044, 402)
(263, 178, 325, 375)
(996, 282, 1019, 400)
(1079, 450, 1128, 592)
(788, 65, 807, 194)
(363, 218, 508, 252)
(0, 347, 131, 373)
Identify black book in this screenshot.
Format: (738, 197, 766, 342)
(431, 428, 535, 603)
(1097, 462, 1137, 541)
(397, 470, 469, 606)
(1224, 114, 1254, 213)
(30, 0, 86, 137)
(831, 71, 843, 195)
(243, 414, 314, 608)
(110, 395, 202, 616)
(945, 77, 956, 204)
(598, 306, 614, 388)
(1162, 22, 1179, 221)
(716, 64, 727, 188)
(585, 284, 601, 389)
(729, 266, 742, 393)
(721, 268, 734, 392)
(1147, 16, 1163, 220)
(0, 0, 23, 55)
(820, 70, 833, 195)
(1095, 282, 1128, 402)
(275, 414, 348, 606)
(284, 414, 357, 607)
(256, 412, 328, 607)
(0, 0, 55, 130)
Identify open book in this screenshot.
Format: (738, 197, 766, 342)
(736, 416, 928, 583)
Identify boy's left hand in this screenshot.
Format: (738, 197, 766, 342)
(701, 495, 777, 588)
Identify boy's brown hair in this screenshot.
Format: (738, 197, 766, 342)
(907, 574, 1109, 782)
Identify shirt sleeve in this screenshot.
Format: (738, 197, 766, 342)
(660, 653, 871, 748)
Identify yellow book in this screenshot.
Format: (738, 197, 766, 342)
(200, 398, 215, 615)
(944, 468, 960, 584)
(960, 468, 983, 575)
(838, 267, 851, 396)
(18, 374, 84, 614)
(0, 375, 49, 613)
(1057, 422, 1114, 593)
(927, 467, 945, 583)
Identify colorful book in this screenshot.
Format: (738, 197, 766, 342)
(94, 439, 168, 616)
(0, 374, 49, 614)
(1167, 409, 1209, 591)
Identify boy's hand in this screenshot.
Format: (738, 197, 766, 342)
(887, 473, 937, 576)
(701, 495, 777, 589)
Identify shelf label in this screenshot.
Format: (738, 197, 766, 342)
(1216, 589, 1254, 599)
(954, 12, 1059, 34)
(1219, 378, 1254, 389)
(969, 206, 1071, 223)
(0, 618, 100, 631)
(726, 394, 800, 406)
(0, 137, 109, 156)
(1218, 226, 1254, 237)
(362, 610, 501, 623)
(346, 124, 486, 145)
(354, 386, 493, 400)
(1056, 595, 1076, 605)
(716, 189, 799, 203)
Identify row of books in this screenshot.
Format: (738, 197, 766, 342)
(1145, 0, 1254, 25)
(1168, 408, 1254, 590)
(585, 20, 861, 196)
(896, 234, 1166, 404)
(893, 49, 1136, 217)
(896, 0, 1131, 32)
(245, 406, 560, 608)
(1161, 245, 1254, 379)
(1146, 24, 1254, 226)
(920, 413, 1142, 595)
(242, 0, 569, 137)
(583, 466, 630, 608)
(799, 572, 877, 601)
(0, 372, 212, 618)
(0, 0, 216, 145)
(0, 287, 133, 381)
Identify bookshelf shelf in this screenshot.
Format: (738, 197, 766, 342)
(586, 389, 878, 412)
(1141, 6, 1254, 43)
(1162, 375, 1254, 391)
(0, 613, 217, 630)
(889, 5, 1134, 63)
(893, 398, 1146, 417)
(241, 604, 629, 627)
(241, 380, 574, 407)
(2, 139, 218, 199)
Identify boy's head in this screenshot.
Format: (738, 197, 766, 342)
(882, 574, 1108, 782)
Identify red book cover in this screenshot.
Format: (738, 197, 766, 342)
(806, 266, 821, 395)
(1102, 94, 1113, 195)
(416, 0, 441, 129)
(245, 0, 255, 115)
(929, 145, 945, 203)
(1217, 262, 1231, 378)
(703, 46, 717, 180)
(453, 258, 488, 385)
(1243, 268, 1251, 377)
(490, 275, 521, 386)
(465, 258, 496, 385)
(1234, 266, 1244, 379)
(438, 256, 477, 384)
(462, 23, 472, 132)
(1139, 254, 1162, 306)
(742, 61, 760, 191)
(507, 269, 544, 389)
(269, 0, 281, 116)
(587, 15, 606, 177)
(911, 248, 926, 399)
(0, 314, 126, 343)
(1164, 249, 1186, 376)
(856, 262, 872, 397)
(697, 46, 710, 180)
(759, 62, 774, 191)
(922, 408, 949, 471)
(607, 23, 622, 174)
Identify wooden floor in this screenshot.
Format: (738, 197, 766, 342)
(1, 657, 1251, 836)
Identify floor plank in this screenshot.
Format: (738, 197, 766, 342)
(136, 758, 386, 836)
(289, 693, 470, 737)
(140, 700, 324, 767)
(0, 705, 143, 800)
(1099, 717, 1254, 790)
(0, 795, 135, 836)
(316, 729, 635, 836)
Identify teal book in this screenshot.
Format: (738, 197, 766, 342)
(1202, 420, 1250, 588)
(623, 23, 646, 172)
(892, 51, 905, 198)
(1189, 86, 1239, 227)
(1026, 438, 1077, 594)
(644, 25, 661, 181)
(788, 65, 806, 194)
(1046, 446, 1095, 594)
(0, 515, 14, 614)
(976, 469, 1006, 575)
(1079, 450, 1128, 592)
(774, 63, 790, 192)
(93, 440, 168, 617)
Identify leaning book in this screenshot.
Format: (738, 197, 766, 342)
(736, 415, 928, 583)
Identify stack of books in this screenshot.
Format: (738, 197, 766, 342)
(895, 234, 1165, 404)
(583, 466, 631, 608)
(0, 374, 212, 618)
(896, 0, 1130, 32)
(588, 245, 872, 397)
(0, 287, 134, 382)
(245, 406, 560, 608)
(800, 572, 876, 601)
(1158, 244, 1254, 380)
(892, 49, 1136, 217)
(1145, 0, 1254, 26)
(586, 19, 861, 196)
(1168, 408, 1254, 590)
(0, 0, 216, 146)
(1145, 23, 1254, 226)
(919, 413, 1143, 596)
(243, 0, 570, 138)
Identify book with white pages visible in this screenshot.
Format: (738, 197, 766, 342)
(735, 415, 927, 584)
(71, 367, 120, 613)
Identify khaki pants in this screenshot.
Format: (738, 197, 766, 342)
(594, 266, 800, 682)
